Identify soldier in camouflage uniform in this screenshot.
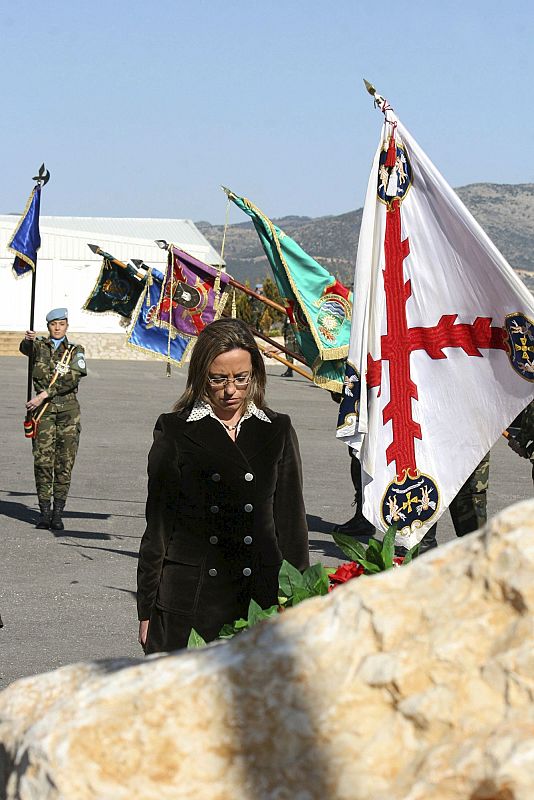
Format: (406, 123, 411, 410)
(508, 400, 534, 485)
(281, 316, 298, 378)
(415, 454, 490, 555)
(20, 308, 87, 531)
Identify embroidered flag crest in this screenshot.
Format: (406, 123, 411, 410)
(83, 255, 146, 319)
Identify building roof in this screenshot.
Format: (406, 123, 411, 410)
(0, 215, 223, 267)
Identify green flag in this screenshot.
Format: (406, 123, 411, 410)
(84, 255, 146, 319)
(226, 189, 353, 391)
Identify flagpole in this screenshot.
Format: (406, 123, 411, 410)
(245, 324, 308, 366)
(87, 244, 146, 280)
(26, 264, 38, 408)
(256, 342, 312, 381)
(226, 275, 286, 315)
(26, 166, 50, 415)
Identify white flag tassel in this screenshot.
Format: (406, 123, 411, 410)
(337, 98, 534, 549)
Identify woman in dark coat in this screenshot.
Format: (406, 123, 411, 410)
(137, 318, 309, 653)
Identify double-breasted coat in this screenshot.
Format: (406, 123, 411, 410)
(137, 407, 309, 653)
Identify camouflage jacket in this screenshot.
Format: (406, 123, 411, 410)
(518, 400, 534, 461)
(19, 336, 87, 406)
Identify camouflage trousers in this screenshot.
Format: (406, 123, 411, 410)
(449, 453, 490, 535)
(32, 402, 81, 502)
(283, 327, 297, 364)
(423, 453, 490, 544)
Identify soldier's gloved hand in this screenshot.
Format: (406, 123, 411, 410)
(25, 330, 37, 341)
(507, 435, 529, 459)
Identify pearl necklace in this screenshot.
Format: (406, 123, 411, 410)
(221, 418, 242, 431)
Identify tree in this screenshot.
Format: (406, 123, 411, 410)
(233, 283, 254, 325)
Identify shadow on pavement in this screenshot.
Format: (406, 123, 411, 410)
(105, 586, 137, 599)
(308, 537, 344, 558)
(0, 499, 111, 524)
(0, 500, 36, 524)
(51, 529, 113, 541)
(59, 542, 139, 558)
(306, 513, 335, 534)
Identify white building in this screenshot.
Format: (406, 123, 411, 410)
(0, 216, 222, 334)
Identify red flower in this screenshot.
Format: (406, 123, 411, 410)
(329, 561, 365, 590)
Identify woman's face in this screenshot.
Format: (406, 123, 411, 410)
(48, 319, 68, 340)
(206, 348, 252, 417)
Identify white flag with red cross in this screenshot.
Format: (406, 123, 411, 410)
(337, 92, 534, 548)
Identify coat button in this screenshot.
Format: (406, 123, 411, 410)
(244, 472, 254, 481)
(211, 473, 221, 482)
(242, 567, 252, 577)
(209, 568, 218, 577)
(209, 535, 218, 544)
(244, 503, 253, 513)
(243, 536, 252, 544)
(210, 505, 219, 513)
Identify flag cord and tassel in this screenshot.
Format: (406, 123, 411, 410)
(231, 288, 237, 318)
(385, 121, 397, 167)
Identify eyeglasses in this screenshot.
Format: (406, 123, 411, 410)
(207, 375, 251, 389)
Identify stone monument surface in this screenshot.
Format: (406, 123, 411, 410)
(1, 499, 533, 799)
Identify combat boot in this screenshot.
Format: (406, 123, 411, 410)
(331, 509, 375, 541)
(36, 500, 52, 530)
(50, 499, 66, 531)
(418, 524, 438, 555)
(396, 525, 438, 558)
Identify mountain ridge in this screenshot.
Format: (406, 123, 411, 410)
(196, 183, 534, 292)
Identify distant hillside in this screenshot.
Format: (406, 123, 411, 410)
(196, 183, 534, 292)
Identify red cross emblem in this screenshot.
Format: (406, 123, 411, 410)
(369, 199, 508, 483)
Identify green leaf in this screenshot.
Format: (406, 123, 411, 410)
(403, 543, 420, 565)
(247, 598, 265, 626)
(332, 532, 368, 562)
(381, 526, 396, 569)
(290, 586, 315, 606)
(218, 623, 236, 639)
(277, 595, 289, 606)
(260, 604, 280, 619)
(187, 628, 207, 648)
(357, 559, 382, 574)
(366, 537, 382, 554)
(302, 563, 329, 593)
(365, 539, 386, 570)
(233, 618, 249, 630)
(278, 559, 306, 597)
(312, 571, 331, 596)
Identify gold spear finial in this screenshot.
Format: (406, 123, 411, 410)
(363, 79, 376, 97)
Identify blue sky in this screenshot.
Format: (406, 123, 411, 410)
(1, 0, 532, 222)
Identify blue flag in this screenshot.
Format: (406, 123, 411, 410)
(8, 186, 42, 277)
(127, 269, 195, 366)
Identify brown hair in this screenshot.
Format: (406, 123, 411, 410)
(173, 318, 267, 413)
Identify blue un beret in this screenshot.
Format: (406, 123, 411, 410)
(46, 308, 68, 323)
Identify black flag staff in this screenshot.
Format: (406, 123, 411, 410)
(24, 165, 50, 438)
(87, 243, 147, 280)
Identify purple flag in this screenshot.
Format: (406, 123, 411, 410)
(154, 246, 230, 336)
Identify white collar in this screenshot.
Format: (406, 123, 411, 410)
(186, 400, 271, 432)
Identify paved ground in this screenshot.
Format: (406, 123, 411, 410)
(1, 355, 532, 688)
